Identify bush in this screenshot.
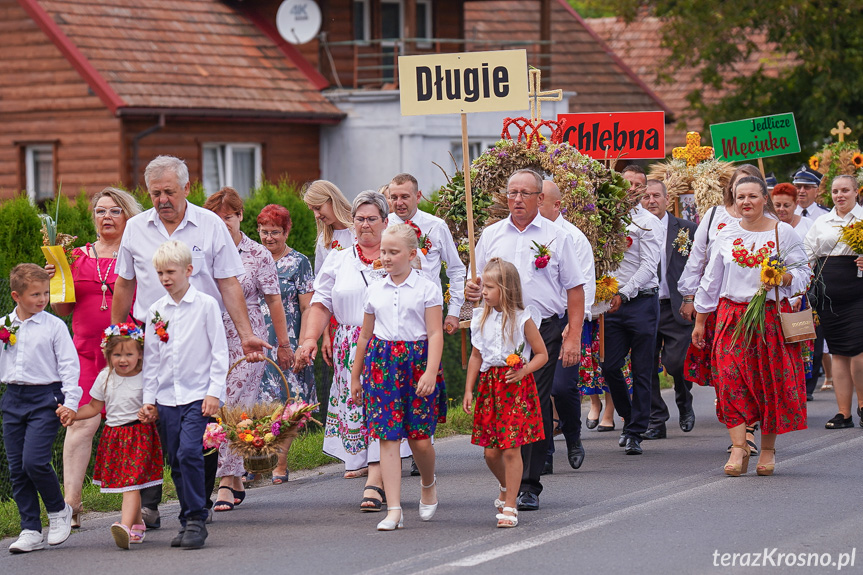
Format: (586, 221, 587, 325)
(0, 195, 44, 277)
(239, 179, 317, 261)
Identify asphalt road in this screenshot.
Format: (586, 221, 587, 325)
(2, 383, 861, 575)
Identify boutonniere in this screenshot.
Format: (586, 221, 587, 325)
(531, 239, 554, 269)
(0, 316, 19, 350)
(406, 220, 432, 255)
(672, 228, 693, 256)
(505, 343, 526, 371)
(151, 311, 170, 343)
(625, 236, 633, 250)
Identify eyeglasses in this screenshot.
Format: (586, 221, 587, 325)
(95, 208, 124, 217)
(354, 216, 381, 225)
(258, 230, 284, 238)
(506, 191, 541, 199)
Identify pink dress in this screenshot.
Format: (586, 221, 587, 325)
(70, 245, 120, 406)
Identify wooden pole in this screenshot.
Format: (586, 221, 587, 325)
(459, 112, 478, 363)
(461, 329, 468, 370)
(757, 158, 766, 179)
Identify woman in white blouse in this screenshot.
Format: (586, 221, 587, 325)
(692, 177, 810, 477)
(803, 175, 863, 429)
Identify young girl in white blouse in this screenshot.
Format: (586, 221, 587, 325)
(74, 323, 163, 549)
(351, 224, 445, 532)
(463, 258, 548, 528)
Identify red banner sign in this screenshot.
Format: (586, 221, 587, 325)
(558, 111, 666, 160)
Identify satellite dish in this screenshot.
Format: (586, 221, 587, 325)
(276, 0, 322, 45)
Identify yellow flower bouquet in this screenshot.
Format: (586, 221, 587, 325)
(838, 220, 863, 277)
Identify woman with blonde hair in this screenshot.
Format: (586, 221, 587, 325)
(303, 180, 355, 274)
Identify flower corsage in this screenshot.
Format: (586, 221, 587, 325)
(531, 239, 554, 269)
(406, 220, 433, 255)
(506, 343, 526, 371)
(0, 316, 19, 350)
(672, 228, 692, 256)
(151, 311, 170, 343)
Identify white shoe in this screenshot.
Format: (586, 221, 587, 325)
(494, 483, 507, 512)
(47, 503, 73, 546)
(9, 529, 45, 553)
(496, 507, 519, 528)
(376, 507, 403, 531)
(418, 475, 438, 521)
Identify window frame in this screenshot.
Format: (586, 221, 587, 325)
(201, 142, 262, 198)
(24, 144, 55, 203)
(353, 0, 371, 42)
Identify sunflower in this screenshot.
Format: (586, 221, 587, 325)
(809, 155, 820, 171)
(761, 265, 782, 286)
(595, 275, 619, 302)
(853, 152, 863, 168)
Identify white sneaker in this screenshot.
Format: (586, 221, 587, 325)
(8, 529, 45, 553)
(46, 503, 73, 546)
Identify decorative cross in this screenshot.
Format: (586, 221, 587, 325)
(672, 131, 714, 167)
(528, 68, 562, 123)
(830, 120, 852, 142)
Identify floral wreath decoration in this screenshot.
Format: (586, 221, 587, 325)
(808, 139, 863, 208)
(101, 322, 145, 350)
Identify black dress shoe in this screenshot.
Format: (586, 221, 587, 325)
(409, 457, 420, 476)
(516, 492, 539, 511)
(806, 394, 814, 401)
(643, 427, 667, 440)
(567, 440, 585, 469)
(679, 411, 696, 432)
(624, 437, 643, 455)
(618, 432, 627, 447)
(541, 457, 553, 475)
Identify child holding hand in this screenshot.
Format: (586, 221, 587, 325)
(463, 258, 547, 528)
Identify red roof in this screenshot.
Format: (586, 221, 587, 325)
(20, 0, 342, 120)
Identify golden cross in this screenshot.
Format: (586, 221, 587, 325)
(831, 120, 852, 142)
(528, 68, 562, 122)
(672, 131, 714, 166)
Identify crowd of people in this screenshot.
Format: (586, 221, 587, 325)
(1, 153, 861, 553)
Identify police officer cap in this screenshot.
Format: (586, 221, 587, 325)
(791, 165, 822, 186)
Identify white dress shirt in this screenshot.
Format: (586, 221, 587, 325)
(678, 205, 740, 296)
(388, 210, 467, 313)
(476, 213, 586, 319)
(363, 270, 442, 341)
(142, 286, 228, 406)
(613, 205, 662, 299)
(90, 370, 145, 427)
(117, 202, 245, 321)
(804, 203, 863, 260)
(311, 246, 388, 327)
(552, 214, 596, 318)
(470, 305, 541, 372)
(790, 216, 814, 242)
(695, 221, 811, 313)
(657, 212, 670, 299)
(314, 228, 356, 275)
(795, 203, 829, 221)
(0, 309, 81, 410)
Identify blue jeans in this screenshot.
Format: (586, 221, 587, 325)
(157, 400, 209, 524)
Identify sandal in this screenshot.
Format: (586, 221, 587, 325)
(272, 472, 289, 485)
(496, 507, 518, 528)
(821, 378, 834, 391)
(360, 485, 386, 512)
(344, 467, 369, 479)
(130, 524, 146, 544)
(214, 487, 236, 512)
(110, 523, 131, 549)
(70, 503, 83, 529)
(493, 484, 506, 513)
(230, 487, 246, 506)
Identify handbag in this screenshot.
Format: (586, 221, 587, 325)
(773, 224, 816, 343)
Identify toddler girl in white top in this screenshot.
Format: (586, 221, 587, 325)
(351, 224, 445, 532)
(75, 323, 163, 549)
(463, 257, 548, 528)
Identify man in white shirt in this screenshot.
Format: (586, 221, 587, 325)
(604, 165, 662, 455)
(538, 180, 595, 471)
(387, 173, 466, 335)
(792, 165, 828, 221)
(466, 169, 586, 511)
(640, 180, 698, 440)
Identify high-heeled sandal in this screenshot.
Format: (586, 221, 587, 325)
(724, 444, 750, 477)
(756, 447, 776, 476)
(496, 507, 518, 528)
(419, 475, 438, 521)
(70, 503, 83, 529)
(494, 484, 506, 513)
(376, 507, 403, 531)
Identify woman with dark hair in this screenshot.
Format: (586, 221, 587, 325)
(692, 176, 810, 476)
(256, 204, 316, 483)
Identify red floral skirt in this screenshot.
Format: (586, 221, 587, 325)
(471, 366, 545, 450)
(710, 298, 807, 435)
(685, 311, 716, 387)
(93, 421, 163, 493)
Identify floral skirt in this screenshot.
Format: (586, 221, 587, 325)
(471, 366, 544, 449)
(685, 311, 717, 387)
(93, 422, 163, 493)
(363, 337, 447, 441)
(710, 298, 807, 435)
(580, 320, 633, 395)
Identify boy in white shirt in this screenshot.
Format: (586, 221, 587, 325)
(140, 240, 228, 549)
(2, 264, 80, 553)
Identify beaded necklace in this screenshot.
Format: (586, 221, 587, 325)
(92, 243, 116, 311)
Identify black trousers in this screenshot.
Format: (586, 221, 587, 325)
(601, 294, 659, 439)
(551, 314, 582, 445)
(520, 315, 562, 496)
(649, 300, 695, 428)
(806, 324, 825, 396)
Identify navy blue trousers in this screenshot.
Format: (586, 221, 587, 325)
(601, 294, 659, 439)
(1, 383, 66, 531)
(551, 314, 582, 446)
(157, 401, 209, 524)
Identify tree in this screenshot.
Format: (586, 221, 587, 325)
(590, 0, 863, 176)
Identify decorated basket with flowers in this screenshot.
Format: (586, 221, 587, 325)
(205, 356, 320, 474)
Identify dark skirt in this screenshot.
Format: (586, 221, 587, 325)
(812, 256, 863, 356)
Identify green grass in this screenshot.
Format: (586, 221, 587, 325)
(436, 398, 474, 438)
(286, 426, 338, 470)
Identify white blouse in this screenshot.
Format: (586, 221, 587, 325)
(314, 228, 356, 275)
(363, 270, 442, 341)
(90, 369, 145, 427)
(311, 245, 387, 327)
(791, 216, 814, 242)
(678, 205, 740, 296)
(694, 221, 810, 313)
(803, 204, 863, 260)
(470, 305, 541, 372)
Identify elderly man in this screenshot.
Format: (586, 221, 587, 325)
(792, 165, 828, 221)
(603, 165, 662, 455)
(112, 155, 272, 528)
(538, 180, 595, 471)
(640, 179, 698, 439)
(466, 169, 585, 511)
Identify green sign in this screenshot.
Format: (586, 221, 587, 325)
(710, 113, 801, 162)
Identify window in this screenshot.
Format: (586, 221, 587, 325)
(416, 0, 432, 45)
(25, 145, 54, 202)
(451, 141, 482, 165)
(353, 0, 370, 41)
(202, 143, 262, 198)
